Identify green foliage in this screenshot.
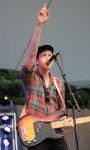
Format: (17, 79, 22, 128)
(65, 85, 90, 109)
(0, 69, 25, 105)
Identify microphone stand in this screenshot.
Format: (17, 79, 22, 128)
(55, 57, 81, 150)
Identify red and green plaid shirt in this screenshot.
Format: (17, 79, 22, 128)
(21, 64, 65, 117)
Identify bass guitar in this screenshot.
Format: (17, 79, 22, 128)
(17, 114, 90, 147)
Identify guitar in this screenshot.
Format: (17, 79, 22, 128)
(17, 114, 90, 147)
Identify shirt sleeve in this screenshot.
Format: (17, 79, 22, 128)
(20, 63, 35, 88)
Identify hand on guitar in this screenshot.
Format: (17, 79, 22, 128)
(59, 116, 73, 128)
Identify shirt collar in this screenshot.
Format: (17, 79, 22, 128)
(36, 69, 54, 84)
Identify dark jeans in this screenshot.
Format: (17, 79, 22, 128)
(27, 137, 69, 150)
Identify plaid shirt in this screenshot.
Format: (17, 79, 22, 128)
(21, 64, 65, 117)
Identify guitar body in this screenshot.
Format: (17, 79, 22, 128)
(17, 115, 61, 147)
(17, 114, 90, 147)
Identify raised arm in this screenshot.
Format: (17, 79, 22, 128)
(25, 3, 49, 70)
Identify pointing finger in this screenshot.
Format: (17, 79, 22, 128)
(44, 3, 46, 8)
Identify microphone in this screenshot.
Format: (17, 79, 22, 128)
(46, 53, 60, 65)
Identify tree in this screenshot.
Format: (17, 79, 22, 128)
(65, 84, 90, 109)
(0, 69, 25, 105)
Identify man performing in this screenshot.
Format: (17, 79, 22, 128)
(21, 3, 72, 150)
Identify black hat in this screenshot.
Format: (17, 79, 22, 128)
(37, 44, 54, 59)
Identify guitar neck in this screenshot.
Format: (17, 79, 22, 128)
(51, 116, 90, 129)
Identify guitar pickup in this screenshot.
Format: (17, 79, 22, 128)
(19, 127, 26, 137)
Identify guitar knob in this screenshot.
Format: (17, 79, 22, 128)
(33, 139, 36, 143)
(28, 141, 31, 145)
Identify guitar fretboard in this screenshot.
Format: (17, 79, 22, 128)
(51, 116, 90, 129)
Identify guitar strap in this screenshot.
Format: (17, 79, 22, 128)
(19, 77, 64, 118)
(19, 103, 26, 118)
(53, 77, 67, 114)
(53, 77, 64, 105)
